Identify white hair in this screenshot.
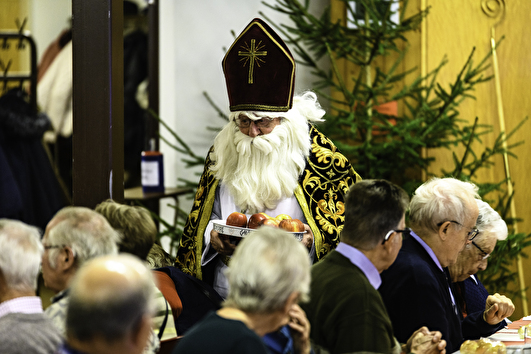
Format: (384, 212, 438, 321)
(46, 207, 121, 269)
(210, 91, 324, 213)
(224, 227, 311, 313)
(0, 219, 43, 292)
(409, 177, 480, 232)
(475, 199, 508, 241)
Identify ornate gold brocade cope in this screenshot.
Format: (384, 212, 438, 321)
(238, 39, 267, 84)
(174, 125, 361, 278)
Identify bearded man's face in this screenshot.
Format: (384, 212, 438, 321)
(209, 114, 310, 213)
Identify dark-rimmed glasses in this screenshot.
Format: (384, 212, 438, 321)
(471, 241, 490, 260)
(382, 228, 411, 244)
(436, 220, 479, 241)
(43, 244, 64, 251)
(234, 116, 277, 129)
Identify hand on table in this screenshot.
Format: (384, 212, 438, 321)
(406, 326, 446, 354)
(210, 229, 236, 256)
(288, 304, 311, 354)
(484, 293, 515, 325)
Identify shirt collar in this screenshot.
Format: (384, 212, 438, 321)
(0, 296, 43, 318)
(409, 230, 444, 271)
(336, 242, 381, 289)
(51, 288, 70, 304)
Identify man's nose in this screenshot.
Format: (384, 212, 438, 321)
(478, 259, 488, 271)
(248, 121, 261, 137)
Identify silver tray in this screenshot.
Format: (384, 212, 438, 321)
(212, 220, 305, 241)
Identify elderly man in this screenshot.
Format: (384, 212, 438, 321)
(379, 177, 512, 353)
(302, 179, 446, 354)
(0, 219, 62, 354)
(57, 254, 156, 354)
(175, 18, 360, 297)
(43, 206, 160, 354)
(175, 226, 311, 354)
(42, 206, 121, 335)
(449, 199, 514, 336)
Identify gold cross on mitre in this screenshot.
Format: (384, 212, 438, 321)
(238, 39, 267, 84)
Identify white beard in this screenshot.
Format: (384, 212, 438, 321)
(210, 118, 310, 214)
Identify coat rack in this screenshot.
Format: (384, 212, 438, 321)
(0, 18, 38, 111)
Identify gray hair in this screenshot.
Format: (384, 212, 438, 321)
(475, 199, 508, 242)
(46, 207, 121, 269)
(95, 199, 157, 260)
(224, 227, 311, 313)
(146, 243, 174, 269)
(66, 254, 156, 343)
(409, 177, 480, 232)
(342, 179, 410, 250)
(0, 219, 43, 292)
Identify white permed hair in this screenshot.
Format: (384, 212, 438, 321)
(475, 199, 508, 241)
(223, 227, 311, 313)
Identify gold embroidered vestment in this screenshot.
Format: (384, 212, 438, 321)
(175, 125, 361, 279)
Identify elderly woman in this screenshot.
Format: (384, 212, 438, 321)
(449, 199, 515, 336)
(173, 227, 311, 354)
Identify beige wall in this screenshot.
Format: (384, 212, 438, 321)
(418, 0, 531, 319)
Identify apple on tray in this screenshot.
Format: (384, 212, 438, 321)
(279, 218, 305, 232)
(248, 213, 271, 229)
(226, 212, 247, 228)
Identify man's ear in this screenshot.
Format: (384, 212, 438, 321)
(60, 246, 76, 271)
(381, 232, 397, 252)
(438, 222, 450, 241)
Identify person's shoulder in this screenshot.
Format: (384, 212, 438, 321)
(382, 241, 437, 284)
(312, 252, 373, 289)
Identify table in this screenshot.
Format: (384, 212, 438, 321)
(487, 317, 531, 353)
(124, 186, 194, 227)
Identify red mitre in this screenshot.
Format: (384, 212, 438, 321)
(222, 18, 295, 112)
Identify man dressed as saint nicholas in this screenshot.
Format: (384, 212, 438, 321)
(175, 18, 360, 298)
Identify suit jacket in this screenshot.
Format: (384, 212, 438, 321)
(379, 234, 498, 353)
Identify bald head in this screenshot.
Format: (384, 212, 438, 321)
(66, 254, 155, 344)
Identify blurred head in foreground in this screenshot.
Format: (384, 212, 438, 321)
(65, 254, 156, 354)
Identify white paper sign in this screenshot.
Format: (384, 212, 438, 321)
(141, 161, 160, 186)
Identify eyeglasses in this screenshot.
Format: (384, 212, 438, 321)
(382, 228, 410, 244)
(234, 116, 277, 129)
(436, 220, 479, 241)
(471, 241, 490, 260)
(43, 244, 64, 251)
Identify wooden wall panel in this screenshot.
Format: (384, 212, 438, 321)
(423, 0, 531, 319)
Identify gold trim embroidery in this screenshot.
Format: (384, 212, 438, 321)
(238, 39, 267, 84)
(193, 178, 219, 280)
(230, 103, 291, 112)
(294, 185, 323, 256)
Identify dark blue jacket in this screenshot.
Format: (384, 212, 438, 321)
(379, 234, 499, 353)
